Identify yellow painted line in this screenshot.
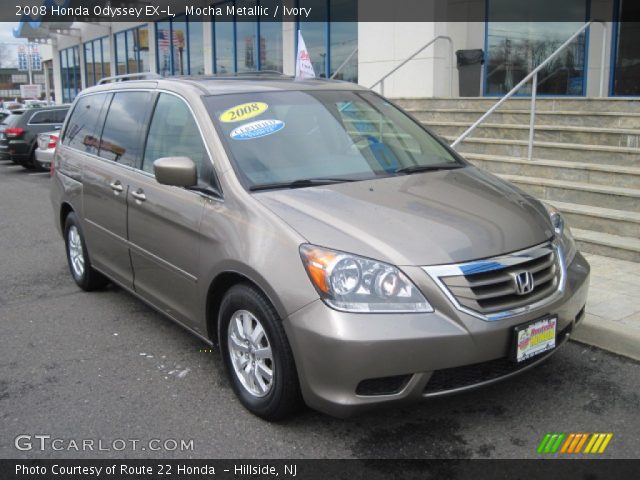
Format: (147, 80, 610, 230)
(598, 434, 613, 453)
(584, 433, 598, 453)
(591, 433, 606, 453)
(560, 434, 575, 453)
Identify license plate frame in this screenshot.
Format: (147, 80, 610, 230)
(512, 316, 557, 363)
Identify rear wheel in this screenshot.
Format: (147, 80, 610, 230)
(64, 212, 109, 291)
(219, 284, 301, 420)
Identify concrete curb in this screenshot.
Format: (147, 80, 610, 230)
(571, 314, 640, 362)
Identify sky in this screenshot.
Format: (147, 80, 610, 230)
(0, 22, 28, 68)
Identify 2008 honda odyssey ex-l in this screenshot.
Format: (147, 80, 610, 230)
(51, 73, 589, 419)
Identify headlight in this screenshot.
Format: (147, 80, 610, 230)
(299, 245, 433, 313)
(544, 204, 576, 264)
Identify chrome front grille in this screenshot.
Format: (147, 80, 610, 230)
(423, 242, 564, 321)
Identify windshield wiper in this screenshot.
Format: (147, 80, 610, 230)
(249, 178, 357, 192)
(395, 163, 463, 175)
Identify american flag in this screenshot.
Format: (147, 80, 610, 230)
(157, 29, 181, 49)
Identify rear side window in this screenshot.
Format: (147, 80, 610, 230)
(29, 110, 59, 124)
(53, 109, 69, 123)
(142, 93, 211, 182)
(63, 95, 108, 155)
(99, 91, 152, 167)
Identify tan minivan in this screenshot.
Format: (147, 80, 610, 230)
(51, 73, 589, 419)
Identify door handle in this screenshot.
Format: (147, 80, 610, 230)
(131, 189, 146, 202)
(109, 180, 123, 193)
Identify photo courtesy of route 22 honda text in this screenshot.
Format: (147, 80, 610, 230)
(50, 71, 589, 420)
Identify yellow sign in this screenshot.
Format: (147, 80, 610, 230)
(219, 102, 269, 123)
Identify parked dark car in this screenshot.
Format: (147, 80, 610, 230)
(0, 106, 68, 170)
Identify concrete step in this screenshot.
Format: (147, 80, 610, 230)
(410, 109, 640, 129)
(465, 154, 640, 189)
(426, 122, 640, 148)
(446, 136, 640, 167)
(394, 97, 640, 113)
(549, 200, 640, 238)
(572, 228, 640, 262)
(498, 174, 640, 212)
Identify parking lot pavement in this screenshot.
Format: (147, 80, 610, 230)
(1, 163, 639, 459)
(572, 253, 640, 361)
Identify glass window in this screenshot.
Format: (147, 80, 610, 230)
(84, 43, 95, 87)
(329, 0, 357, 82)
(297, 0, 358, 81)
(260, 0, 283, 72)
(214, 12, 235, 73)
(206, 91, 461, 188)
(63, 95, 107, 154)
(486, 0, 587, 95)
(143, 93, 211, 184)
(138, 26, 149, 72)
(298, 0, 327, 77)
(611, 0, 640, 96)
(60, 46, 81, 103)
(54, 109, 69, 123)
(172, 16, 188, 75)
(188, 21, 205, 75)
(102, 38, 111, 78)
(156, 21, 173, 76)
(236, 1, 258, 72)
(126, 29, 137, 73)
(29, 111, 56, 124)
(115, 31, 127, 75)
(99, 92, 153, 167)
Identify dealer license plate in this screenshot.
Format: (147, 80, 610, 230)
(513, 317, 557, 363)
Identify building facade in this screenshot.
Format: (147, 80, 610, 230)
(13, 0, 640, 103)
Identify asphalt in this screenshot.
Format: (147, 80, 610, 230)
(0, 161, 639, 459)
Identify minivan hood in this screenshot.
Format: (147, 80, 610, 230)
(255, 166, 554, 266)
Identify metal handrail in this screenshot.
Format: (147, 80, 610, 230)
(330, 47, 358, 80)
(369, 35, 454, 97)
(451, 21, 608, 160)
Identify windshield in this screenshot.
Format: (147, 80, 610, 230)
(205, 90, 463, 189)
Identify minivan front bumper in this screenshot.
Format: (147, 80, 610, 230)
(283, 252, 589, 417)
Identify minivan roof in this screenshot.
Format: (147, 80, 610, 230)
(84, 74, 366, 97)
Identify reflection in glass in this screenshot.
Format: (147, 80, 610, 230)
(612, 1, 640, 96)
(84, 43, 95, 87)
(236, 1, 258, 72)
(189, 22, 205, 75)
(486, 0, 587, 95)
(214, 20, 235, 74)
(115, 32, 126, 75)
(156, 21, 172, 76)
(172, 16, 188, 75)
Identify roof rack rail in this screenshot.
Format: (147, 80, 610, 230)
(97, 73, 162, 85)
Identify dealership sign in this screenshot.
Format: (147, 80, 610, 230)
(20, 84, 42, 99)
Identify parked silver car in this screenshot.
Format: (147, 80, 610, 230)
(51, 74, 589, 419)
(35, 130, 59, 170)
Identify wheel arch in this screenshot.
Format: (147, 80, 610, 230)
(205, 270, 285, 343)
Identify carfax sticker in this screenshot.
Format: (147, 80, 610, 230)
(230, 119, 285, 140)
(219, 102, 269, 123)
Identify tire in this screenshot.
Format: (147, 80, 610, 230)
(218, 284, 301, 420)
(63, 212, 109, 291)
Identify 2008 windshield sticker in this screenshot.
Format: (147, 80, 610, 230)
(230, 120, 285, 140)
(219, 102, 269, 123)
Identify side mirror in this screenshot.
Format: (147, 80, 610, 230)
(153, 157, 197, 187)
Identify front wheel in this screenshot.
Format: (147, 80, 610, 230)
(218, 284, 301, 420)
(64, 212, 109, 291)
